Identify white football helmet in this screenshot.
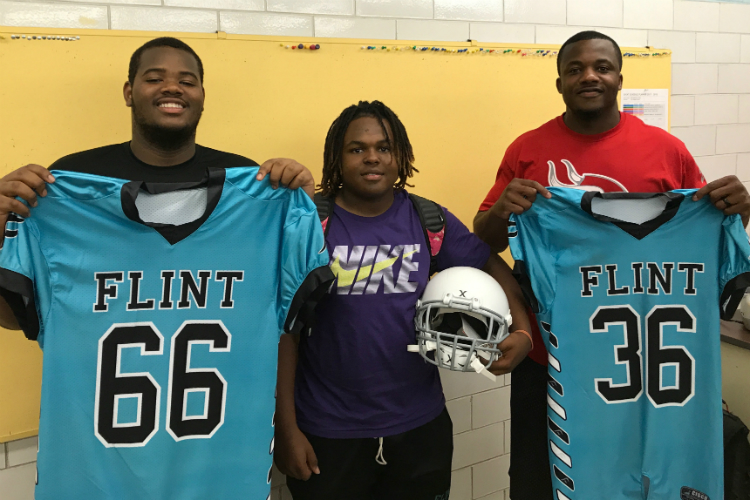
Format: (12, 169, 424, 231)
(411, 267, 512, 378)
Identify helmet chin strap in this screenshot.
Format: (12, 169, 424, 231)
(406, 342, 497, 382)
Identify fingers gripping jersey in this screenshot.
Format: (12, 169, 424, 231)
(0, 169, 332, 500)
(509, 188, 750, 500)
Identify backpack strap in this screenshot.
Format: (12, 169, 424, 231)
(313, 193, 334, 237)
(408, 193, 446, 275)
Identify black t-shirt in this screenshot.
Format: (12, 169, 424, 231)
(49, 142, 259, 182)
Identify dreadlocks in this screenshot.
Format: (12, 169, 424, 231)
(319, 101, 418, 196)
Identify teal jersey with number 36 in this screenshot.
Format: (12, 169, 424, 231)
(0, 169, 331, 500)
(509, 187, 750, 500)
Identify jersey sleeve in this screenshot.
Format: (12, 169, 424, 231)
(507, 212, 556, 314)
(0, 214, 52, 342)
(279, 191, 335, 335)
(718, 214, 750, 320)
(434, 208, 491, 271)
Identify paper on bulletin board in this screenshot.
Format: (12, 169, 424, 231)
(620, 89, 669, 131)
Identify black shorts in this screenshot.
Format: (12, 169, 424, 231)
(509, 356, 553, 499)
(286, 408, 453, 500)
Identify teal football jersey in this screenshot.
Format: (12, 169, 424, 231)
(509, 188, 750, 500)
(0, 168, 332, 500)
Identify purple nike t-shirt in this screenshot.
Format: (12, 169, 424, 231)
(295, 190, 491, 438)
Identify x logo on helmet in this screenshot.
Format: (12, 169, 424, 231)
(458, 290, 467, 297)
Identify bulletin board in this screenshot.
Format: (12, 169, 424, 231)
(0, 26, 672, 441)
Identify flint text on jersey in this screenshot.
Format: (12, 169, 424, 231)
(579, 262, 705, 297)
(93, 270, 245, 312)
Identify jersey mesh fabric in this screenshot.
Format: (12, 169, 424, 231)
(508, 187, 750, 500)
(135, 188, 208, 225)
(0, 169, 329, 500)
(479, 112, 706, 365)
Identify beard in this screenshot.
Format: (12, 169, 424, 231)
(131, 101, 202, 151)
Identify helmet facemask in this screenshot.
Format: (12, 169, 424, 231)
(414, 294, 509, 373)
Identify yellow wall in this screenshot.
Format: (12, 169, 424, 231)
(0, 27, 672, 441)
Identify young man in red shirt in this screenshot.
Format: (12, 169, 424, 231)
(474, 30, 750, 499)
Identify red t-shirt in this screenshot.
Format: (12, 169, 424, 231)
(480, 112, 706, 365)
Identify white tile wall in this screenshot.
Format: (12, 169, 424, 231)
(672, 64, 719, 95)
(314, 15, 395, 38)
(694, 94, 739, 124)
(396, 19, 469, 41)
(504, 0, 566, 26)
(742, 35, 750, 63)
(718, 64, 750, 93)
(717, 123, 750, 154)
(0, 463, 35, 500)
(696, 154, 737, 180)
(671, 95, 695, 126)
(6, 437, 37, 468)
(435, 0, 503, 22)
(536, 25, 648, 47)
(674, 0, 720, 32)
(446, 396, 473, 434)
(0, 1, 108, 29)
(648, 30, 696, 63)
(268, 0, 354, 15)
(469, 23, 535, 44)
(472, 454, 510, 497)
(738, 153, 750, 181)
(472, 387, 511, 428)
(719, 3, 750, 34)
(696, 32, 741, 63)
(476, 491, 505, 500)
(440, 368, 506, 401)
(356, 0, 432, 19)
(166, 0, 262, 10)
(740, 95, 750, 123)
(453, 422, 504, 469)
(671, 125, 717, 156)
(567, 0, 622, 28)
(624, 0, 673, 30)
(220, 12, 314, 36)
(451, 466, 472, 499)
(110, 6, 217, 32)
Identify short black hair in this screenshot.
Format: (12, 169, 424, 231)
(128, 37, 204, 84)
(557, 30, 622, 75)
(319, 101, 418, 197)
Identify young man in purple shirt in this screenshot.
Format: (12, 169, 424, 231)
(274, 101, 533, 499)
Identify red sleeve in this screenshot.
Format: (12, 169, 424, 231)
(681, 149, 707, 189)
(478, 143, 520, 212)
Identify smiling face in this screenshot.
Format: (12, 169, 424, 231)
(339, 116, 399, 203)
(556, 38, 622, 117)
(123, 46, 205, 148)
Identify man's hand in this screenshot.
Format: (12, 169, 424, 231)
(487, 330, 533, 376)
(274, 424, 320, 481)
(0, 164, 55, 219)
(490, 178, 551, 221)
(693, 175, 750, 227)
(256, 158, 315, 200)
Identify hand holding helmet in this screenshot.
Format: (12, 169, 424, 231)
(410, 266, 513, 380)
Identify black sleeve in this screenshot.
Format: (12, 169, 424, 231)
(720, 273, 750, 321)
(512, 260, 540, 314)
(0, 268, 40, 340)
(284, 266, 335, 334)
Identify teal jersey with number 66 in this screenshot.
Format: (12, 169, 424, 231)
(509, 187, 750, 500)
(0, 169, 332, 500)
